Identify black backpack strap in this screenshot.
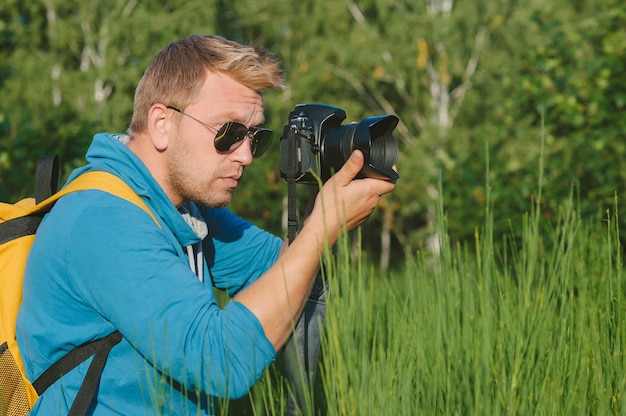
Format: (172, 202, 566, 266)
(34, 155, 61, 204)
(31, 331, 122, 415)
(25, 156, 123, 414)
(0, 215, 42, 244)
(0, 155, 62, 244)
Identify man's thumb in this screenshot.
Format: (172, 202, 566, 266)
(337, 150, 364, 182)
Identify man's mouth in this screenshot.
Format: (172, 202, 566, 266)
(223, 171, 243, 188)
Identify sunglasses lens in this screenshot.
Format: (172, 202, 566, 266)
(214, 122, 248, 152)
(251, 130, 273, 158)
(214, 122, 273, 157)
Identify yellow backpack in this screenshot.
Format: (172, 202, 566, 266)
(0, 155, 159, 416)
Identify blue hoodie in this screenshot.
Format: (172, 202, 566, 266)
(16, 133, 282, 415)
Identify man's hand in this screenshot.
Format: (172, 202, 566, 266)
(304, 149, 396, 244)
(236, 149, 396, 350)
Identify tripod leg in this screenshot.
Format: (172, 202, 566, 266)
(284, 273, 326, 416)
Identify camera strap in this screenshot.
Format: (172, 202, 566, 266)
(283, 130, 326, 415)
(286, 134, 298, 245)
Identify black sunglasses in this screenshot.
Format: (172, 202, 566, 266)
(167, 106, 273, 158)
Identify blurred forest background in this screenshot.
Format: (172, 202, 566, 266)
(1, 0, 625, 271)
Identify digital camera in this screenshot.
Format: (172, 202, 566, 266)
(279, 104, 400, 184)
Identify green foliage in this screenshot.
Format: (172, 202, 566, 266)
(2, 0, 626, 262)
(0, 0, 225, 201)
(437, 1, 626, 249)
(518, 4, 626, 224)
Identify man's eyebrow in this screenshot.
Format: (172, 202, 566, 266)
(208, 111, 238, 123)
(222, 111, 240, 121)
(215, 111, 265, 127)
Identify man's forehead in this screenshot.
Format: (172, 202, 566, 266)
(195, 73, 265, 125)
(204, 72, 261, 99)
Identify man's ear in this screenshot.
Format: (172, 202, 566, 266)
(147, 104, 171, 151)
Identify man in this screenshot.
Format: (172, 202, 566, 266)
(16, 34, 396, 415)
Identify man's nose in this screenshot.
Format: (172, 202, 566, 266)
(230, 137, 253, 165)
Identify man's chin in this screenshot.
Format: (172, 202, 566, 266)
(208, 191, 233, 208)
(207, 197, 230, 209)
(188, 191, 232, 208)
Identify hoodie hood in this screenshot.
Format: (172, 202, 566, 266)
(66, 132, 201, 248)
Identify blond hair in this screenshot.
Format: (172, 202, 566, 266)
(127, 34, 284, 137)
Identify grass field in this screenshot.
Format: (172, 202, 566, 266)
(228, 190, 626, 415)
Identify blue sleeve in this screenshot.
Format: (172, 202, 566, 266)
(62, 192, 276, 399)
(200, 207, 283, 296)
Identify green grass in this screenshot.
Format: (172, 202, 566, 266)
(215, 138, 625, 415)
(231, 189, 626, 415)
(227, 133, 625, 414)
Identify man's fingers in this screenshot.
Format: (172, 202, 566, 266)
(335, 150, 364, 185)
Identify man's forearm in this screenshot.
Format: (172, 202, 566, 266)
(233, 216, 327, 350)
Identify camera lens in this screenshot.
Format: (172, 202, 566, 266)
(323, 114, 399, 181)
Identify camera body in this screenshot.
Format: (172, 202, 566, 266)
(279, 104, 400, 185)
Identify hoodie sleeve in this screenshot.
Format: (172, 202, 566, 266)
(66, 192, 276, 399)
(200, 206, 283, 296)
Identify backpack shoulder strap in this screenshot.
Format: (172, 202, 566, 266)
(41, 170, 161, 228)
(28, 169, 161, 414)
(31, 331, 122, 416)
(34, 155, 61, 204)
